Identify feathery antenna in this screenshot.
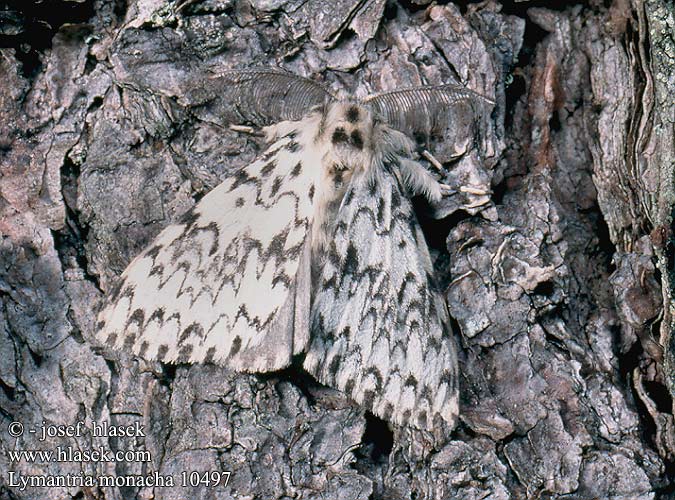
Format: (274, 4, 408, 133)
(365, 84, 494, 138)
(203, 69, 336, 126)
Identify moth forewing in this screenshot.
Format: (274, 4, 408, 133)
(97, 129, 318, 370)
(303, 132, 459, 431)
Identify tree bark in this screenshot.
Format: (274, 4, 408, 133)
(0, 0, 673, 499)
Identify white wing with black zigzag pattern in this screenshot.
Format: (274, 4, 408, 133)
(304, 161, 459, 430)
(97, 130, 318, 371)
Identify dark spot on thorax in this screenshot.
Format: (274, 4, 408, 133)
(346, 106, 360, 123)
(350, 129, 363, 150)
(333, 170, 344, 186)
(332, 127, 348, 144)
(331, 163, 347, 186)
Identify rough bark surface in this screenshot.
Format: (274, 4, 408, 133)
(0, 0, 673, 499)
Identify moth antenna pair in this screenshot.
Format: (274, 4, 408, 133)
(207, 68, 494, 137)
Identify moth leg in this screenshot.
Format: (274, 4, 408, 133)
(460, 185, 491, 196)
(419, 150, 458, 196)
(229, 124, 258, 135)
(421, 149, 443, 172)
(440, 183, 458, 196)
(416, 149, 494, 204)
(398, 157, 446, 203)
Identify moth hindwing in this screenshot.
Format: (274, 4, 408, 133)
(98, 90, 462, 431)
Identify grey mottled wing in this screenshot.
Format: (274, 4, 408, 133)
(303, 162, 459, 431)
(97, 132, 317, 371)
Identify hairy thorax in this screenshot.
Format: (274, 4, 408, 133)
(264, 100, 443, 274)
(311, 102, 377, 256)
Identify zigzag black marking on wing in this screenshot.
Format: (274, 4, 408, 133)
(324, 198, 433, 332)
(305, 159, 458, 430)
(99, 132, 316, 363)
(144, 189, 305, 306)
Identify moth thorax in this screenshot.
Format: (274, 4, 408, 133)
(309, 102, 376, 259)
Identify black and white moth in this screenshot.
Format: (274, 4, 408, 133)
(97, 70, 492, 431)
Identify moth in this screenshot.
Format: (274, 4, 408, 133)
(97, 70, 492, 431)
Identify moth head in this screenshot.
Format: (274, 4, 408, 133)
(320, 101, 380, 177)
